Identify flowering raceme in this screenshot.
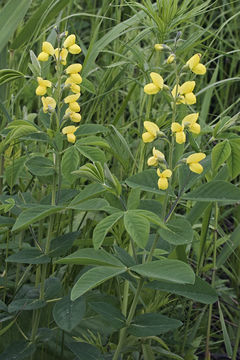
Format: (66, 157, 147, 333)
(187, 153, 206, 174)
(142, 121, 160, 143)
(36, 77, 51, 96)
(186, 54, 206, 75)
(144, 73, 164, 95)
(147, 147, 165, 166)
(172, 81, 196, 105)
(63, 34, 81, 54)
(157, 169, 172, 190)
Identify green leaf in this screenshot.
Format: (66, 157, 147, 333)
(183, 181, 240, 203)
(49, 231, 79, 257)
(73, 162, 105, 183)
(158, 217, 193, 245)
(74, 124, 107, 136)
(227, 138, 240, 179)
(124, 210, 150, 249)
(76, 144, 106, 163)
(89, 302, 125, 327)
(128, 313, 182, 337)
(25, 156, 55, 177)
(93, 212, 123, 249)
(76, 136, 110, 149)
(134, 209, 167, 229)
(12, 205, 63, 232)
(217, 224, 240, 267)
(0, 216, 15, 228)
(56, 248, 124, 267)
(66, 342, 104, 360)
(5, 156, 27, 188)
(61, 146, 79, 184)
(68, 198, 109, 211)
(81, 77, 96, 94)
(70, 183, 106, 205)
(126, 169, 163, 195)
(8, 299, 46, 313)
(0, 0, 31, 53)
(0, 69, 24, 86)
(53, 295, 86, 332)
(6, 249, 50, 264)
(0, 341, 36, 360)
(211, 139, 231, 172)
(130, 259, 195, 284)
(71, 266, 126, 301)
(154, 347, 184, 360)
(218, 301, 233, 358)
(147, 276, 218, 304)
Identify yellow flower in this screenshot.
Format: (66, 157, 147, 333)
(62, 125, 78, 143)
(147, 147, 165, 166)
(63, 34, 81, 54)
(142, 121, 160, 143)
(41, 97, 56, 113)
(37, 52, 49, 61)
(154, 44, 164, 51)
(42, 41, 54, 55)
(182, 113, 200, 134)
(70, 83, 81, 93)
(69, 102, 80, 112)
(54, 48, 68, 65)
(186, 153, 206, 174)
(66, 63, 82, 74)
(36, 77, 52, 96)
(167, 54, 175, 64)
(186, 54, 206, 75)
(70, 112, 81, 123)
(64, 93, 80, 104)
(144, 72, 164, 95)
(171, 122, 186, 144)
(65, 73, 82, 84)
(172, 81, 196, 105)
(157, 169, 172, 190)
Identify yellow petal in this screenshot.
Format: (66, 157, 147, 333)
(42, 41, 54, 55)
(54, 48, 68, 63)
(182, 113, 199, 126)
(144, 121, 159, 136)
(180, 81, 195, 94)
(67, 133, 76, 143)
(70, 112, 81, 123)
(150, 72, 164, 90)
(189, 122, 201, 134)
(157, 168, 161, 177)
(171, 122, 183, 133)
(144, 83, 160, 95)
(41, 96, 56, 113)
(37, 77, 51, 88)
(36, 85, 46, 96)
(186, 54, 200, 69)
(147, 156, 158, 166)
(162, 169, 172, 178)
(70, 83, 81, 93)
(63, 34, 76, 48)
(187, 153, 206, 164)
(171, 85, 178, 98)
(142, 132, 155, 143)
(158, 177, 168, 190)
(69, 102, 80, 112)
(68, 44, 81, 54)
(192, 63, 206, 75)
(153, 147, 165, 160)
(189, 163, 203, 174)
(184, 92, 196, 105)
(167, 54, 175, 64)
(62, 125, 77, 134)
(37, 52, 49, 61)
(64, 93, 80, 103)
(175, 131, 186, 144)
(68, 73, 82, 84)
(66, 63, 82, 74)
(154, 44, 164, 51)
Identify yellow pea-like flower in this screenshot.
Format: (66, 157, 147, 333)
(171, 122, 186, 144)
(142, 121, 160, 143)
(182, 113, 200, 134)
(41, 97, 56, 113)
(54, 48, 68, 65)
(42, 41, 54, 55)
(63, 34, 76, 48)
(62, 125, 78, 143)
(70, 112, 82, 123)
(36, 77, 52, 96)
(172, 81, 196, 105)
(186, 153, 206, 174)
(186, 54, 206, 75)
(70, 83, 81, 93)
(37, 52, 49, 61)
(69, 102, 80, 112)
(167, 54, 175, 64)
(66, 63, 82, 74)
(64, 93, 80, 103)
(147, 147, 165, 166)
(154, 44, 164, 51)
(157, 169, 172, 190)
(65, 73, 82, 84)
(69, 44, 81, 54)
(144, 72, 164, 95)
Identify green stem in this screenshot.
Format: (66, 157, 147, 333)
(233, 313, 240, 360)
(197, 204, 212, 275)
